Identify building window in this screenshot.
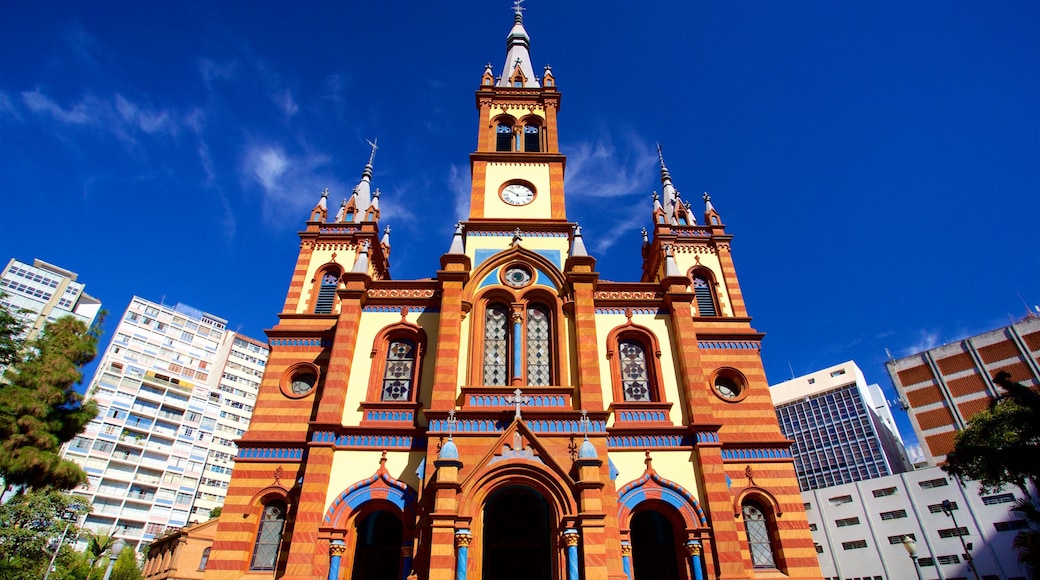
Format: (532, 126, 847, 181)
(937, 527, 969, 538)
(526, 305, 550, 385)
(880, 510, 907, 521)
(928, 501, 957, 513)
(937, 555, 961, 565)
(994, 520, 1028, 532)
(381, 339, 416, 401)
(199, 547, 211, 571)
(480, 299, 554, 386)
(314, 272, 339, 314)
(692, 273, 717, 316)
(250, 500, 287, 571)
(828, 495, 853, 506)
(483, 303, 509, 385)
(619, 340, 651, 401)
(835, 517, 860, 527)
(872, 487, 897, 498)
(523, 124, 541, 152)
(889, 533, 915, 544)
(919, 478, 949, 489)
(982, 493, 1015, 505)
(496, 122, 514, 152)
(742, 501, 777, 568)
(841, 540, 868, 550)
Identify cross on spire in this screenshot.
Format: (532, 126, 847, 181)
(506, 388, 531, 421)
(514, 57, 523, 68)
(446, 410, 457, 440)
(513, 0, 525, 15)
(366, 138, 379, 165)
(580, 409, 590, 441)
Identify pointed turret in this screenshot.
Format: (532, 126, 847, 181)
(351, 240, 370, 273)
(703, 192, 722, 226)
(352, 139, 378, 222)
(570, 224, 588, 258)
(657, 144, 679, 222)
(364, 188, 381, 222)
(499, 1, 539, 88)
(334, 198, 348, 223)
(380, 224, 391, 258)
(310, 188, 329, 222)
(447, 222, 465, 255)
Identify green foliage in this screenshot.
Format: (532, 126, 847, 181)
(0, 294, 27, 368)
(0, 490, 89, 579)
(0, 314, 103, 491)
(942, 372, 1040, 495)
(209, 506, 222, 519)
(109, 548, 141, 580)
(1010, 497, 1040, 577)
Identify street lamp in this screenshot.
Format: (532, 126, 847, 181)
(902, 535, 924, 580)
(101, 539, 125, 580)
(940, 499, 980, 580)
(43, 510, 80, 580)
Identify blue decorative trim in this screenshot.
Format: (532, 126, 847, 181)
(608, 434, 692, 448)
(467, 394, 567, 407)
(468, 230, 568, 238)
(695, 431, 720, 443)
(720, 447, 792, 460)
(674, 228, 711, 238)
(616, 410, 668, 423)
(324, 469, 417, 524)
(312, 431, 414, 449)
(237, 447, 304, 460)
(697, 340, 761, 350)
(318, 226, 360, 234)
(617, 470, 707, 525)
(270, 338, 331, 347)
(428, 418, 606, 434)
(595, 308, 665, 315)
(365, 410, 415, 422)
(362, 306, 438, 313)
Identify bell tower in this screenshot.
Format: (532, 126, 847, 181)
(470, 1, 565, 222)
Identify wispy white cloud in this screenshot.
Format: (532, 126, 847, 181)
(901, 329, 943, 356)
(198, 58, 236, 89)
(21, 89, 186, 145)
(21, 89, 100, 125)
(447, 164, 471, 222)
(274, 89, 298, 117)
(0, 91, 20, 121)
(241, 140, 338, 224)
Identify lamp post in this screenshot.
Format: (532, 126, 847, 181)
(101, 538, 125, 580)
(940, 499, 980, 580)
(902, 536, 924, 580)
(43, 510, 80, 580)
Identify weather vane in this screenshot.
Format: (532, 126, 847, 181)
(513, 0, 525, 15)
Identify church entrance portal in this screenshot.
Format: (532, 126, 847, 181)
(350, 510, 403, 580)
(630, 509, 681, 580)
(482, 486, 553, 580)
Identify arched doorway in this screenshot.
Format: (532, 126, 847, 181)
(630, 510, 681, 580)
(350, 510, 403, 580)
(482, 486, 553, 580)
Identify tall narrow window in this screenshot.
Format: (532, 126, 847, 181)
(693, 275, 717, 316)
(524, 125, 541, 152)
(381, 339, 416, 401)
(250, 500, 287, 571)
(526, 305, 550, 385)
(619, 340, 651, 401)
(743, 501, 777, 568)
(496, 123, 514, 152)
(314, 272, 338, 314)
(198, 547, 211, 571)
(483, 304, 509, 385)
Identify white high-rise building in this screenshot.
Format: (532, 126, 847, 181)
(0, 257, 102, 341)
(62, 297, 268, 550)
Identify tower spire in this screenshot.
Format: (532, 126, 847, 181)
(500, 0, 539, 88)
(657, 143, 678, 222)
(352, 139, 378, 222)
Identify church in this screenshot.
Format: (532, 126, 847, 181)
(204, 5, 821, 580)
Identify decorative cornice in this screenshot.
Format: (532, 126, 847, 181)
(697, 340, 761, 350)
(720, 447, 793, 461)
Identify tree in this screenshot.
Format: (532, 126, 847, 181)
(0, 294, 27, 368)
(84, 529, 115, 580)
(109, 548, 141, 580)
(942, 372, 1040, 495)
(0, 314, 103, 491)
(0, 489, 89, 579)
(209, 506, 222, 519)
(1010, 497, 1040, 577)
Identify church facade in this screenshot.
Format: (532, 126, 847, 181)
(205, 7, 821, 580)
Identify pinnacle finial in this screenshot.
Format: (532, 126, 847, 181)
(513, 0, 525, 17)
(512, 227, 523, 246)
(322, 187, 329, 198)
(366, 138, 378, 166)
(641, 227, 648, 244)
(384, 225, 391, 236)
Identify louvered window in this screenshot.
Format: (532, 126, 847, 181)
(743, 501, 776, 568)
(693, 275, 717, 316)
(526, 305, 550, 385)
(381, 339, 416, 401)
(250, 501, 286, 571)
(619, 340, 651, 401)
(524, 125, 541, 152)
(483, 304, 509, 385)
(314, 273, 338, 314)
(496, 123, 513, 152)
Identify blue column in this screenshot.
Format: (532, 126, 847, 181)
(621, 542, 632, 580)
(455, 529, 472, 580)
(328, 540, 346, 580)
(400, 543, 413, 580)
(686, 540, 704, 580)
(512, 315, 523, 383)
(563, 529, 580, 580)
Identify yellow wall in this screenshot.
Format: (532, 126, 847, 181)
(608, 449, 703, 504)
(481, 162, 553, 219)
(297, 246, 356, 314)
(326, 450, 423, 514)
(671, 249, 732, 316)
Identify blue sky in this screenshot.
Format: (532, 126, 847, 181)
(2, 1, 1037, 448)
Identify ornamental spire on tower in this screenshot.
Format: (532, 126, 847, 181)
(352, 139, 378, 222)
(499, 0, 539, 88)
(657, 143, 679, 222)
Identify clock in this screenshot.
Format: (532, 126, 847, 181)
(501, 183, 535, 206)
(291, 374, 316, 395)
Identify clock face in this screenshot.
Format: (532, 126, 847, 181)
(501, 183, 535, 206)
(291, 374, 316, 395)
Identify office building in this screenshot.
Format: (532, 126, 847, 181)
(771, 361, 913, 492)
(0, 257, 101, 342)
(62, 297, 268, 550)
(886, 316, 1040, 465)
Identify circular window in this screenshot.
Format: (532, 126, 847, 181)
(502, 265, 534, 288)
(281, 363, 320, 398)
(711, 368, 748, 402)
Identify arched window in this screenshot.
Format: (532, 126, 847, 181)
(523, 124, 541, 152)
(250, 500, 287, 571)
(198, 547, 211, 571)
(483, 304, 510, 385)
(381, 338, 416, 401)
(496, 122, 514, 152)
(619, 340, 652, 402)
(742, 500, 777, 568)
(692, 273, 717, 316)
(526, 304, 550, 385)
(314, 271, 339, 314)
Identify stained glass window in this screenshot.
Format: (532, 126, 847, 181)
(743, 502, 776, 568)
(524, 124, 541, 152)
(527, 306, 550, 385)
(382, 339, 415, 401)
(483, 304, 509, 385)
(693, 275, 717, 316)
(250, 501, 287, 571)
(619, 340, 651, 401)
(496, 123, 513, 152)
(315, 272, 338, 314)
